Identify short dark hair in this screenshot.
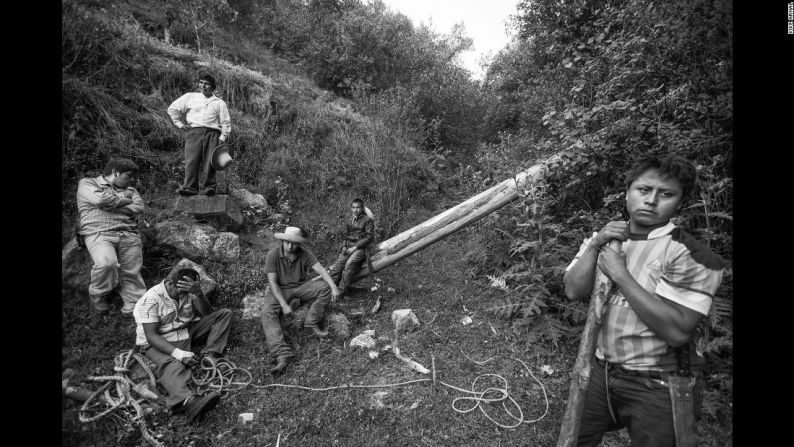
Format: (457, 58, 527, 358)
(351, 198, 364, 207)
(624, 154, 698, 202)
(103, 158, 139, 176)
(198, 72, 216, 89)
(168, 267, 200, 284)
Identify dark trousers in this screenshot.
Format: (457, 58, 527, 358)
(327, 245, 366, 293)
(140, 308, 233, 407)
(181, 127, 220, 194)
(260, 280, 331, 359)
(576, 357, 703, 447)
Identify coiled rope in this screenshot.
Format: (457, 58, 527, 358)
(252, 346, 549, 429)
(79, 349, 163, 447)
(191, 356, 253, 397)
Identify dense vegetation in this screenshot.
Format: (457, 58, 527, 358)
(62, 0, 732, 445)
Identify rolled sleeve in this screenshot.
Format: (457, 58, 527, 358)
(166, 94, 189, 127)
(126, 188, 145, 214)
(219, 102, 231, 140)
(565, 233, 597, 272)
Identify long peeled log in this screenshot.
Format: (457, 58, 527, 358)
(556, 239, 620, 447)
(353, 154, 562, 282)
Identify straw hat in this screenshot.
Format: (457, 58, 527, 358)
(211, 143, 233, 171)
(274, 226, 307, 244)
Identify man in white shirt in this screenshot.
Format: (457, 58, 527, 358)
(133, 266, 233, 423)
(167, 72, 231, 196)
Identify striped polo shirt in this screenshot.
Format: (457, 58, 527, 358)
(566, 221, 725, 372)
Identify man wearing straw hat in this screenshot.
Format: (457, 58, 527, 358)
(261, 226, 341, 374)
(167, 71, 231, 196)
(327, 198, 375, 297)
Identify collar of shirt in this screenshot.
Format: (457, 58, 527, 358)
(278, 246, 301, 264)
(627, 220, 676, 241)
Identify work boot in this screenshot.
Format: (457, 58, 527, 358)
(305, 325, 329, 338)
(270, 355, 294, 374)
(177, 187, 197, 196)
(183, 391, 221, 424)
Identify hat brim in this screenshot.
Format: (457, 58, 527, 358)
(274, 233, 307, 244)
(211, 143, 233, 171)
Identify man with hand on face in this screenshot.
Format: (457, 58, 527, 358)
(327, 198, 375, 299)
(76, 157, 146, 316)
(260, 226, 341, 374)
(563, 154, 726, 447)
(133, 267, 233, 424)
(167, 71, 231, 196)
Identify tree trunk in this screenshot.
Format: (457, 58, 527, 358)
(556, 239, 620, 447)
(353, 153, 563, 282)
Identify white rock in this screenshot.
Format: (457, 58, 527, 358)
(368, 351, 379, 360)
(350, 332, 377, 349)
(238, 413, 254, 424)
(391, 309, 420, 332)
(460, 316, 473, 326)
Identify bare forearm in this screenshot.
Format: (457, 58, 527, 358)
(191, 293, 211, 315)
(563, 245, 599, 300)
(268, 276, 288, 307)
(145, 332, 179, 355)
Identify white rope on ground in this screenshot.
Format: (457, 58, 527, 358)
(250, 348, 549, 430)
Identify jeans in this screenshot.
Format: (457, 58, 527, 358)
(260, 280, 332, 359)
(84, 230, 146, 310)
(140, 308, 233, 407)
(181, 127, 220, 194)
(576, 357, 704, 447)
(327, 245, 367, 293)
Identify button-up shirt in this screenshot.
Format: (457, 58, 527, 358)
(167, 92, 231, 140)
(76, 175, 144, 236)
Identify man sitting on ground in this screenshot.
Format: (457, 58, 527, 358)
(76, 157, 147, 316)
(327, 198, 375, 298)
(260, 226, 341, 374)
(133, 266, 233, 424)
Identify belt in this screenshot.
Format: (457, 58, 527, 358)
(595, 357, 669, 381)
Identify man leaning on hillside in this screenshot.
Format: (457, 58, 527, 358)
(76, 157, 146, 316)
(327, 198, 375, 298)
(260, 227, 341, 374)
(167, 71, 231, 196)
(563, 154, 726, 446)
(133, 266, 233, 424)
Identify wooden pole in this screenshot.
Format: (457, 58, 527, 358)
(353, 154, 562, 282)
(556, 240, 620, 447)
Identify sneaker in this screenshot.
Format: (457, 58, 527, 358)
(183, 391, 221, 424)
(90, 296, 110, 314)
(304, 325, 329, 338)
(200, 188, 216, 196)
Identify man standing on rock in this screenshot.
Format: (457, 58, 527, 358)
(261, 226, 341, 373)
(167, 71, 231, 196)
(327, 198, 375, 297)
(563, 154, 725, 446)
(76, 157, 146, 316)
(133, 266, 233, 424)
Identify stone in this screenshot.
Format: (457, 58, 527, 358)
(350, 331, 377, 349)
(166, 259, 217, 298)
(230, 188, 272, 211)
(238, 413, 255, 424)
(155, 220, 217, 260)
(327, 312, 351, 339)
(212, 232, 240, 260)
(368, 351, 379, 360)
(391, 309, 420, 332)
(175, 195, 243, 231)
(61, 237, 93, 292)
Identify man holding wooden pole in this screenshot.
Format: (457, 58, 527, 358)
(559, 154, 725, 446)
